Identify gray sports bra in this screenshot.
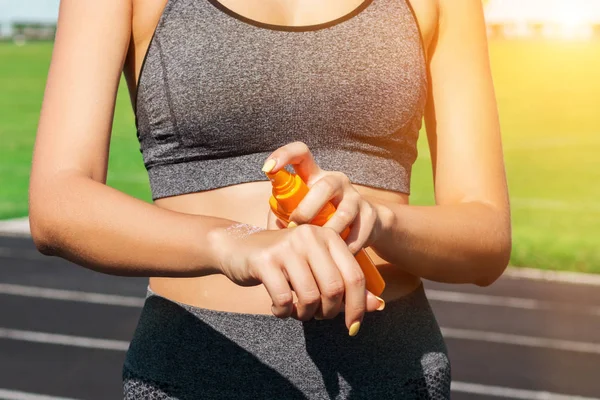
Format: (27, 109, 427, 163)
(135, 0, 427, 200)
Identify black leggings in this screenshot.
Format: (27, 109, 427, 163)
(123, 283, 451, 399)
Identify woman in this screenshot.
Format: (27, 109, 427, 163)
(29, 0, 511, 398)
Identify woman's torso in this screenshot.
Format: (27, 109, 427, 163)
(122, 0, 439, 313)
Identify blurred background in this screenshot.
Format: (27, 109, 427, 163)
(0, 1, 599, 399)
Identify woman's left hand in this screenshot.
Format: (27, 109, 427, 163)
(262, 141, 384, 255)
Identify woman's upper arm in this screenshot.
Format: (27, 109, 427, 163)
(31, 0, 132, 188)
(423, 0, 509, 212)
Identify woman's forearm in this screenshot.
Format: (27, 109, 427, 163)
(29, 171, 239, 277)
(368, 198, 511, 286)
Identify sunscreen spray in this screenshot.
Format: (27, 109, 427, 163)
(265, 168, 386, 296)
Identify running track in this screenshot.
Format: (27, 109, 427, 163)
(0, 235, 598, 400)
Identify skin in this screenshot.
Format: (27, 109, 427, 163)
(29, 0, 511, 335)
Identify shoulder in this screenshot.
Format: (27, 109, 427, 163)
(408, 0, 489, 63)
(404, 0, 440, 59)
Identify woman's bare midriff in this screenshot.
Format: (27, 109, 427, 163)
(124, 0, 435, 314)
(150, 182, 421, 313)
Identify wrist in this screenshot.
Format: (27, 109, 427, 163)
(205, 221, 265, 275)
(204, 222, 237, 276)
(367, 197, 397, 247)
(377, 202, 397, 240)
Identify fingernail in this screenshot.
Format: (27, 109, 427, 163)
(349, 321, 361, 336)
(314, 315, 324, 320)
(262, 159, 277, 173)
(287, 221, 298, 228)
(376, 296, 385, 311)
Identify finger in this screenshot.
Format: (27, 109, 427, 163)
(326, 233, 367, 335)
(289, 302, 300, 320)
(261, 141, 324, 186)
(266, 209, 280, 230)
(266, 208, 288, 230)
(321, 192, 360, 238)
(283, 254, 321, 321)
(312, 305, 324, 320)
(258, 264, 294, 318)
(289, 175, 343, 225)
(337, 201, 378, 255)
(298, 227, 345, 319)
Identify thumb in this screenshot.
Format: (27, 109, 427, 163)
(266, 208, 289, 230)
(366, 290, 385, 312)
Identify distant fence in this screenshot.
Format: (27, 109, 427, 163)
(487, 22, 600, 40)
(1, 20, 600, 43)
(0, 22, 56, 41)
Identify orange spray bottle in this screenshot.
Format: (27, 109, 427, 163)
(265, 168, 386, 296)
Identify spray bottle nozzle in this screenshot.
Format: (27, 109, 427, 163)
(265, 169, 296, 192)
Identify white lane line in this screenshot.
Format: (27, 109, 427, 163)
(1, 281, 599, 317)
(2, 324, 600, 355)
(0, 328, 129, 351)
(452, 381, 600, 400)
(0, 389, 80, 400)
(0, 283, 145, 308)
(426, 289, 600, 316)
(0, 384, 595, 400)
(0, 389, 79, 400)
(442, 327, 600, 355)
(4, 238, 600, 287)
(0, 218, 30, 238)
(503, 267, 600, 287)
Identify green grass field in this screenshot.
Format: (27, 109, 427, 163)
(1, 41, 599, 273)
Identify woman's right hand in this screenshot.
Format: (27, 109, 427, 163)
(211, 223, 385, 335)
